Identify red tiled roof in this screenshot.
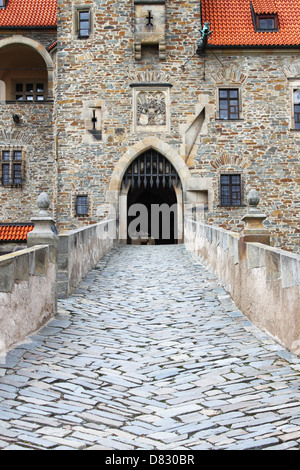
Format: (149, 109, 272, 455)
(201, 0, 300, 47)
(0, 0, 57, 28)
(47, 39, 57, 51)
(252, 0, 277, 14)
(0, 224, 34, 242)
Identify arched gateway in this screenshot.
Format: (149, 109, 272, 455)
(108, 138, 192, 245)
(123, 149, 181, 244)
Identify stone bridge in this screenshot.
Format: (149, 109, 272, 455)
(0, 195, 300, 450)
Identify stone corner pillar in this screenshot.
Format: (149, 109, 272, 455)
(240, 189, 271, 247)
(27, 192, 58, 255)
(27, 192, 59, 312)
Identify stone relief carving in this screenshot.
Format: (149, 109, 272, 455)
(136, 91, 166, 126)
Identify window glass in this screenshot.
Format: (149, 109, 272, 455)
(79, 10, 90, 37)
(294, 90, 300, 129)
(13, 164, 22, 185)
(220, 174, 241, 206)
(2, 151, 10, 161)
(2, 163, 10, 185)
(1, 150, 24, 187)
(220, 101, 228, 110)
(259, 18, 274, 29)
(13, 151, 22, 160)
(219, 90, 228, 99)
(219, 89, 239, 120)
(257, 15, 277, 30)
(76, 195, 88, 216)
(14, 82, 45, 101)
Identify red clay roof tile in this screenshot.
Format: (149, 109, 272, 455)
(252, 0, 277, 14)
(0, 0, 56, 28)
(0, 224, 34, 242)
(201, 0, 300, 47)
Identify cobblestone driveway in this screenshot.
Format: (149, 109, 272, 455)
(1, 245, 300, 450)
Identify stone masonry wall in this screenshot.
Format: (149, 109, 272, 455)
(196, 53, 300, 253)
(185, 217, 300, 356)
(55, 0, 299, 252)
(55, 0, 205, 228)
(57, 217, 117, 297)
(0, 101, 56, 223)
(0, 244, 57, 353)
(0, 28, 57, 224)
(0, 2, 298, 254)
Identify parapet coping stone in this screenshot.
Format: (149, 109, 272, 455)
(0, 244, 51, 293)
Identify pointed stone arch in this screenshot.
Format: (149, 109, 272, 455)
(0, 36, 54, 99)
(108, 138, 191, 243)
(108, 137, 192, 196)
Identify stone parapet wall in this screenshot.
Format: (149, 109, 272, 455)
(57, 218, 117, 298)
(0, 245, 56, 353)
(185, 217, 300, 355)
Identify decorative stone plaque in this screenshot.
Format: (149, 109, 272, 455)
(130, 71, 172, 133)
(131, 85, 171, 133)
(136, 90, 166, 126)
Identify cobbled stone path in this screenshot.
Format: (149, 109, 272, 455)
(1, 245, 300, 450)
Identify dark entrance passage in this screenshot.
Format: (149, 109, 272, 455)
(123, 150, 181, 245)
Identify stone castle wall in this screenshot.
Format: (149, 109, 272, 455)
(55, 0, 299, 251)
(0, 1, 298, 253)
(0, 28, 57, 223)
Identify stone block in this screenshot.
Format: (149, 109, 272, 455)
(14, 252, 29, 282)
(265, 249, 281, 281)
(229, 235, 239, 265)
(281, 254, 299, 289)
(57, 271, 69, 282)
(247, 243, 266, 269)
(28, 250, 35, 275)
(57, 253, 69, 271)
(58, 235, 70, 255)
(0, 258, 14, 293)
(33, 246, 49, 276)
(220, 231, 229, 252)
(57, 281, 69, 298)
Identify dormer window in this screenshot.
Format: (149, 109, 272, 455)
(256, 14, 278, 31)
(0, 0, 7, 9)
(250, 2, 279, 32)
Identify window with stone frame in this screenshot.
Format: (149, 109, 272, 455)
(76, 8, 91, 39)
(220, 174, 242, 207)
(1, 149, 24, 187)
(293, 89, 300, 129)
(218, 89, 239, 120)
(75, 195, 89, 217)
(14, 81, 46, 102)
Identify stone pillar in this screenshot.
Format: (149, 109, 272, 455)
(27, 192, 58, 253)
(27, 192, 58, 312)
(240, 189, 270, 246)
